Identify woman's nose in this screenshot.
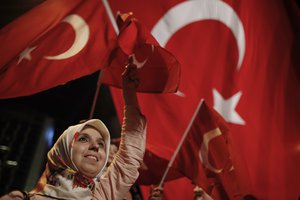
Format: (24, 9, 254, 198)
(89, 141, 99, 151)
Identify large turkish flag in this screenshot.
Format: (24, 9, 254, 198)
(109, 0, 300, 199)
(0, 0, 115, 99)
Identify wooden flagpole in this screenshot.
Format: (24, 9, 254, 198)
(89, 0, 119, 119)
(102, 0, 119, 34)
(158, 99, 204, 187)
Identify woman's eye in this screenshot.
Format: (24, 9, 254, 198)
(98, 142, 105, 148)
(78, 137, 88, 142)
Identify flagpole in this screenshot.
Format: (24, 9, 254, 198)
(89, 0, 119, 119)
(102, 0, 119, 34)
(89, 71, 104, 119)
(158, 99, 204, 187)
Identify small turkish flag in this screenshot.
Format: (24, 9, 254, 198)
(172, 100, 243, 199)
(102, 13, 181, 93)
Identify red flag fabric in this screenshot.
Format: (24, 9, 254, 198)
(109, 0, 300, 199)
(137, 142, 182, 185)
(101, 13, 181, 93)
(0, 0, 115, 99)
(172, 100, 243, 200)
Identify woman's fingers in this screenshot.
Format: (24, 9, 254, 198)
(122, 63, 139, 89)
(148, 186, 163, 200)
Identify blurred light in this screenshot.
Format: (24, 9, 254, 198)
(6, 160, 18, 166)
(44, 126, 54, 148)
(0, 145, 10, 151)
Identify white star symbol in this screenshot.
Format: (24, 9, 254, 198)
(17, 46, 36, 64)
(212, 88, 245, 125)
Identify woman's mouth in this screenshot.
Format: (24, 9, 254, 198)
(85, 155, 98, 161)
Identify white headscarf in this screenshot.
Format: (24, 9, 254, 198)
(31, 119, 110, 200)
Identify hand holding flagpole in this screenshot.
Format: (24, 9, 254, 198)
(90, 0, 181, 118)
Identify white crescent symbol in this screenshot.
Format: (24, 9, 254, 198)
(199, 128, 223, 173)
(130, 53, 148, 69)
(45, 14, 90, 60)
(129, 45, 154, 68)
(151, 0, 245, 70)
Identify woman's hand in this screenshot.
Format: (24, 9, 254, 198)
(148, 186, 164, 200)
(122, 62, 139, 106)
(122, 63, 139, 91)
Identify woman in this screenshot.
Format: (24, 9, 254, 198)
(0, 64, 146, 200)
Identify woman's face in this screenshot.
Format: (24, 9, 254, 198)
(71, 126, 106, 178)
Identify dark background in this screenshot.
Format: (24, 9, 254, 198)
(0, 0, 120, 195)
